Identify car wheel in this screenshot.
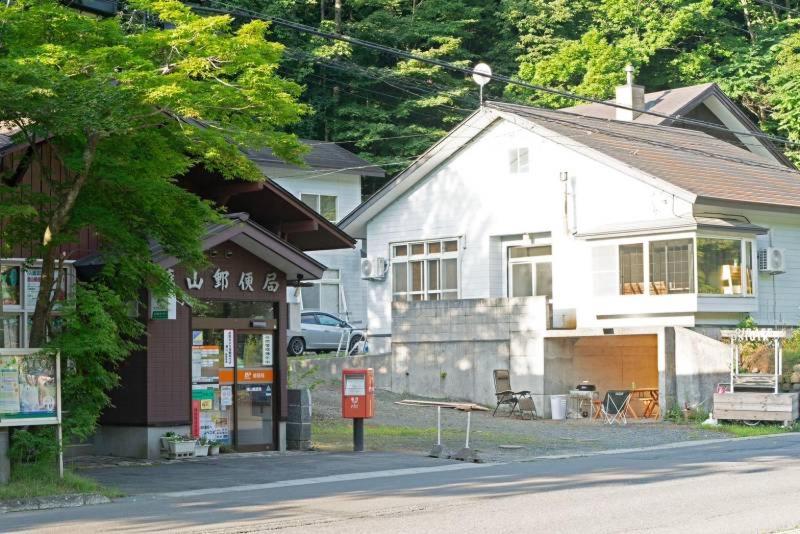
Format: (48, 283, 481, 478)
(288, 337, 305, 356)
(348, 335, 363, 354)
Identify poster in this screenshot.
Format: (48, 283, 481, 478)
(0, 353, 56, 418)
(223, 329, 234, 367)
(1, 266, 20, 307)
(192, 330, 203, 346)
(0, 358, 20, 414)
(24, 269, 41, 311)
(220, 385, 233, 407)
(262, 334, 273, 367)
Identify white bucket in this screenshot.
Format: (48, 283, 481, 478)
(550, 394, 568, 420)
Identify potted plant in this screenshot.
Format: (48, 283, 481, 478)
(165, 434, 196, 458)
(161, 431, 178, 451)
(195, 437, 210, 457)
(208, 440, 221, 456)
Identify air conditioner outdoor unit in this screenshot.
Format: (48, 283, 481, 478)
(758, 247, 787, 274)
(360, 257, 387, 280)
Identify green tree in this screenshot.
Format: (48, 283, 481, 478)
(0, 0, 306, 438)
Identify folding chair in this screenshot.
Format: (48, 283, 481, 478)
(492, 369, 536, 418)
(600, 390, 632, 425)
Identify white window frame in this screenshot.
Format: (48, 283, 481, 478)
(0, 259, 75, 348)
(612, 235, 758, 297)
(696, 235, 758, 297)
(300, 269, 342, 315)
(509, 147, 530, 174)
(390, 238, 460, 301)
(507, 245, 553, 298)
(300, 193, 339, 222)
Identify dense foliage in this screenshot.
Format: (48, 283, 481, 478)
(218, 0, 800, 168)
(0, 0, 306, 442)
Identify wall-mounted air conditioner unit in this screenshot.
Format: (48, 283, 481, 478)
(360, 257, 388, 280)
(758, 247, 787, 274)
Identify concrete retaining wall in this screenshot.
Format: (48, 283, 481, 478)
(288, 353, 393, 389)
(391, 297, 548, 408)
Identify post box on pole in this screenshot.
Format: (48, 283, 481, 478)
(342, 368, 374, 451)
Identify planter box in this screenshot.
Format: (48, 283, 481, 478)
(167, 440, 196, 459)
(194, 444, 209, 457)
(714, 392, 799, 423)
(209, 445, 220, 456)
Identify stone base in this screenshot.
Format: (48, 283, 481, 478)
(451, 447, 483, 463)
(94, 425, 191, 460)
(428, 444, 447, 458)
(287, 440, 312, 451)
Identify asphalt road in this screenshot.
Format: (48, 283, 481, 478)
(6, 434, 800, 533)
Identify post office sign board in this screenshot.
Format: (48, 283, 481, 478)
(0, 349, 61, 427)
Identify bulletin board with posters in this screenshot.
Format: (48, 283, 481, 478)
(0, 348, 62, 479)
(0, 349, 61, 427)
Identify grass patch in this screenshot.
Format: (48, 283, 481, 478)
(0, 462, 122, 501)
(312, 421, 539, 452)
(701, 422, 800, 438)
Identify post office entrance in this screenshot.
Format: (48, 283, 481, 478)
(191, 304, 277, 451)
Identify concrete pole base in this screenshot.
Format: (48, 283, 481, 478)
(0, 428, 10, 485)
(428, 444, 447, 458)
(451, 447, 483, 463)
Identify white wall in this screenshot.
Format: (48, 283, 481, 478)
(266, 165, 367, 326)
(364, 119, 699, 336)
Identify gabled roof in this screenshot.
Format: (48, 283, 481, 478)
(248, 139, 385, 177)
(562, 82, 792, 167)
(76, 213, 327, 282)
(489, 101, 800, 209)
(340, 102, 800, 237)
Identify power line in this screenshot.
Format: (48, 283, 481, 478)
(751, 0, 800, 17)
(197, 0, 800, 150)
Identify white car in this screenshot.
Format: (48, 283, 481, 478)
(287, 311, 365, 356)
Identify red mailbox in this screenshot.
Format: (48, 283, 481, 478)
(342, 368, 374, 419)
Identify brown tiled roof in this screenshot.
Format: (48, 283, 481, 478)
(561, 83, 716, 125)
(488, 101, 800, 210)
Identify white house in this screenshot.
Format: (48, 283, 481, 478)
(250, 140, 384, 339)
(339, 73, 800, 413)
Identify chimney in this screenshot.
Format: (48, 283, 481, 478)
(615, 64, 645, 121)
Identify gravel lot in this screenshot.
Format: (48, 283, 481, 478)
(307, 382, 727, 462)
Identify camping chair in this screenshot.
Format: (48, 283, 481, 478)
(600, 390, 632, 425)
(492, 369, 536, 418)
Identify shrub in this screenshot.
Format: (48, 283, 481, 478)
(9, 428, 59, 465)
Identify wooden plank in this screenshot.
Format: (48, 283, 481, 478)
(715, 409, 792, 422)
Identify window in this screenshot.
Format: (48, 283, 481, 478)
(317, 313, 342, 327)
(649, 239, 694, 295)
(0, 261, 73, 348)
(301, 313, 317, 325)
(509, 147, 529, 174)
(697, 238, 755, 295)
(508, 245, 552, 298)
(300, 270, 341, 315)
(300, 193, 337, 222)
(619, 244, 644, 295)
(391, 239, 459, 301)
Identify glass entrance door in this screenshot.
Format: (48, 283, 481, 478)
(234, 330, 275, 450)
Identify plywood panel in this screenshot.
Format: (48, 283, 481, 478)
(714, 392, 799, 421)
(571, 335, 658, 394)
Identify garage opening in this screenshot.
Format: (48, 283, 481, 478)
(544, 334, 659, 419)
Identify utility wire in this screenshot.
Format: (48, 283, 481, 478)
(197, 0, 800, 149)
(751, 0, 800, 17)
